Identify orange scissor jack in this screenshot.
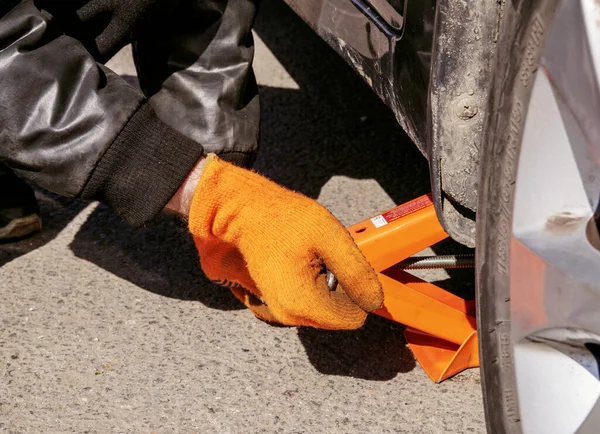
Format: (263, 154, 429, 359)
(346, 194, 479, 382)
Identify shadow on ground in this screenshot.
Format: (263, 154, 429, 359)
(69, 203, 243, 311)
(298, 315, 416, 380)
(0, 190, 86, 267)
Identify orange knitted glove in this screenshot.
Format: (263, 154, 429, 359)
(188, 154, 383, 330)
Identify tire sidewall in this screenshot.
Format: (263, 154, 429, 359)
(475, 1, 561, 433)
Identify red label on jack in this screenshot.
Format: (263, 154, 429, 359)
(371, 194, 433, 228)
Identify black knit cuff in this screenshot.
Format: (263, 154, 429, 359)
(81, 102, 205, 226)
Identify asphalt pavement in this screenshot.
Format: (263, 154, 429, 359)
(0, 1, 485, 432)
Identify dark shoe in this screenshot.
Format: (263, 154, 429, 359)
(0, 170, 42, 241)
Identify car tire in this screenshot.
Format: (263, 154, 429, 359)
(475, 1, 561, 433)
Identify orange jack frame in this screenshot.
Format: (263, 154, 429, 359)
(347, 194, 479, 382)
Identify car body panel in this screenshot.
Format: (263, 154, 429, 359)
(283, 0, 435, 156)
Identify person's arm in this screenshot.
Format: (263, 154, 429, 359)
(0, 0, 205, 226)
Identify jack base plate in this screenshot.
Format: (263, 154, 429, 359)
(405, 328, 480, 383)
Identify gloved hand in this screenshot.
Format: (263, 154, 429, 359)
(188, 154, 383, 330)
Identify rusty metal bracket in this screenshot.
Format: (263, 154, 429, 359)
(347, 194, 479, 382)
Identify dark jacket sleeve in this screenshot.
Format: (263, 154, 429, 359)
(0, 0, 206, 226)
(132, 0, 260, 168)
